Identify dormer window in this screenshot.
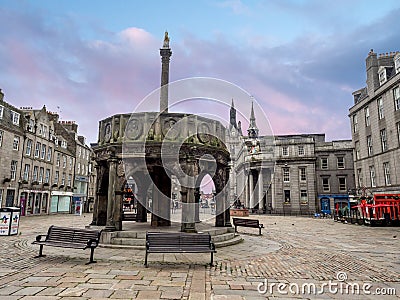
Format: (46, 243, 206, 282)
(10, 110, 20, 125)
(61, 140, 67, 148)
(395, 54, 400, 74)
(378, 67, 387, 85)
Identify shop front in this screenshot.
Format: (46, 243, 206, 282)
(19, 190, 50, 215)
(50, 191, 73, 213)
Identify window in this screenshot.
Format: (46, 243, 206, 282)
(10, 160, 18, 180)
(282, 146, 288, 156)
(47, 147, 52, 161)
(23, 164, 30, 181)
(299, 167, 306, 181)
(298, 145, 304, 156)
(69, 158, 73, 171)
(13, 136, 20, 151)
(77, 163, 81, 175)
(41, 144, 46, 160)
(300, 190, 308, 203)
(56, 153, 60, 166)
(0, 130, 3, 147)
(28, 119, 34, 132)
(377, 98, 384, 119)
(38, 124, 43, 136)
(379, 69, 387, 85)
(364, 106, 370, 126)
(34, 142, 41, 158)
(396, 55, 400, 73)
(10, 111, 20, 125)
(67, 174, 72, 187)
(383, 162, 391, 186)
(82, 164, 85, 175)
(321, 157, 328, 169)
(397, 122, 400, 146)
(45, 169, 50, 184)
(61, 173, 66, 185)
(61, 140, 67, 148)
(39, 167, 44, 183)
(322, 178, 330, 192)
(54, 171, 59, 185)
(63, 156, 67, 168)
(355, 141, 360, 160)
(357, 168, 363, 187)
(284, 190, 291, 203)
(79, 147, 82, 158)
(394, 87, 400, 111)
(380, 129, 387, 152)
(338, 177, 347, 191)
(353, 113, 358, 133)
(337, 157, 344, 169)
(33, 166, 38, 182)
(0, 105, 3, 119)
(42, 125, 48, 138)
(283, 168, 290, 182)
(26, 139, 32, 156)
(367, 135, 373, 156)
(369, 166, 376, 187)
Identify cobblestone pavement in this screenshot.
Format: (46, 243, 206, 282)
(0, 213, 399, 299)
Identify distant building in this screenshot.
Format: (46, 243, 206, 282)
(228, 101, 355, 215)
(0, 89, 91, 215)
(0, 90, 24, 208)
(349, 50, 400, 196)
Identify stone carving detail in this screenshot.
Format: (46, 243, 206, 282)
(117, 160, 125, 177)
(197, 122, 211, 144)
(125, 118, 143, 140)
(162, 118, 180, 140)
(104, 122, 112, 143)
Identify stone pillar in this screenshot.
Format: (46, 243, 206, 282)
(105, 158, 118, 231)
(249, 171, 254, 210)
(181, 158, 196, 232)
(136, 193, 148, 222)
(224, 167, 232, 227)
(244, 171, 249, 208)
(181, 187, 196, 232)
(258, 169, 263, 211)
(160, 44, 172, 113)
(194, 187, 200, 223)
(114, 192, 123, 231)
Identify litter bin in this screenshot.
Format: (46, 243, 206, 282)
(0, 207, 21, 236)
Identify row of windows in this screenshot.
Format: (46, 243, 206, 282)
(319, 156, 345, 169)
(283, 189, 308, 204)
(282, 167, 307, 182)
(353, 86, 400, 133)
(355, 123, 400, 159)
(357, 162, 392, 188)
(281, 145, 305, 156)
(321, 177, 347, 192)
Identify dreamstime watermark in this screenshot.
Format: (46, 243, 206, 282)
(257, 272, 397, 296)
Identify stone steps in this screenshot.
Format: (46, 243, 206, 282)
(100, 227, 242, 249)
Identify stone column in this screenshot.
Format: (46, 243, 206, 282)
(244, 171, 249, 208)
(224, 167, 232, 227)
(181, 157, 196, 232)
(249, 171, 254, 210)
(258, 169, 263, 211)
(194, 187, 200, 223)
(136, 192, 148, 222)
(105, 158, 118, 231)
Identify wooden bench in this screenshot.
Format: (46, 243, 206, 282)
(145, 232, 216, 267)
(32, 225, 102, 264)
(122, 212, 137, 221)
(232, 217, 264, 235)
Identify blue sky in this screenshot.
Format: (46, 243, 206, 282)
(0, 0, 399, 143)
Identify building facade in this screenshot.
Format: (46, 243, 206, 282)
(0, 90, 91, 215)
(0, 90, 24, 208)
(228, 101, 355, 215)
(349, 50, 400, 196)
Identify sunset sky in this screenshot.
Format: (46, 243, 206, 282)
(0, 0, 399, 143)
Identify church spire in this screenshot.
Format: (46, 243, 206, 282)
(229, 98, 237, 130)
(160, 31, 172, 113)
(247, 100, 259, 138)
